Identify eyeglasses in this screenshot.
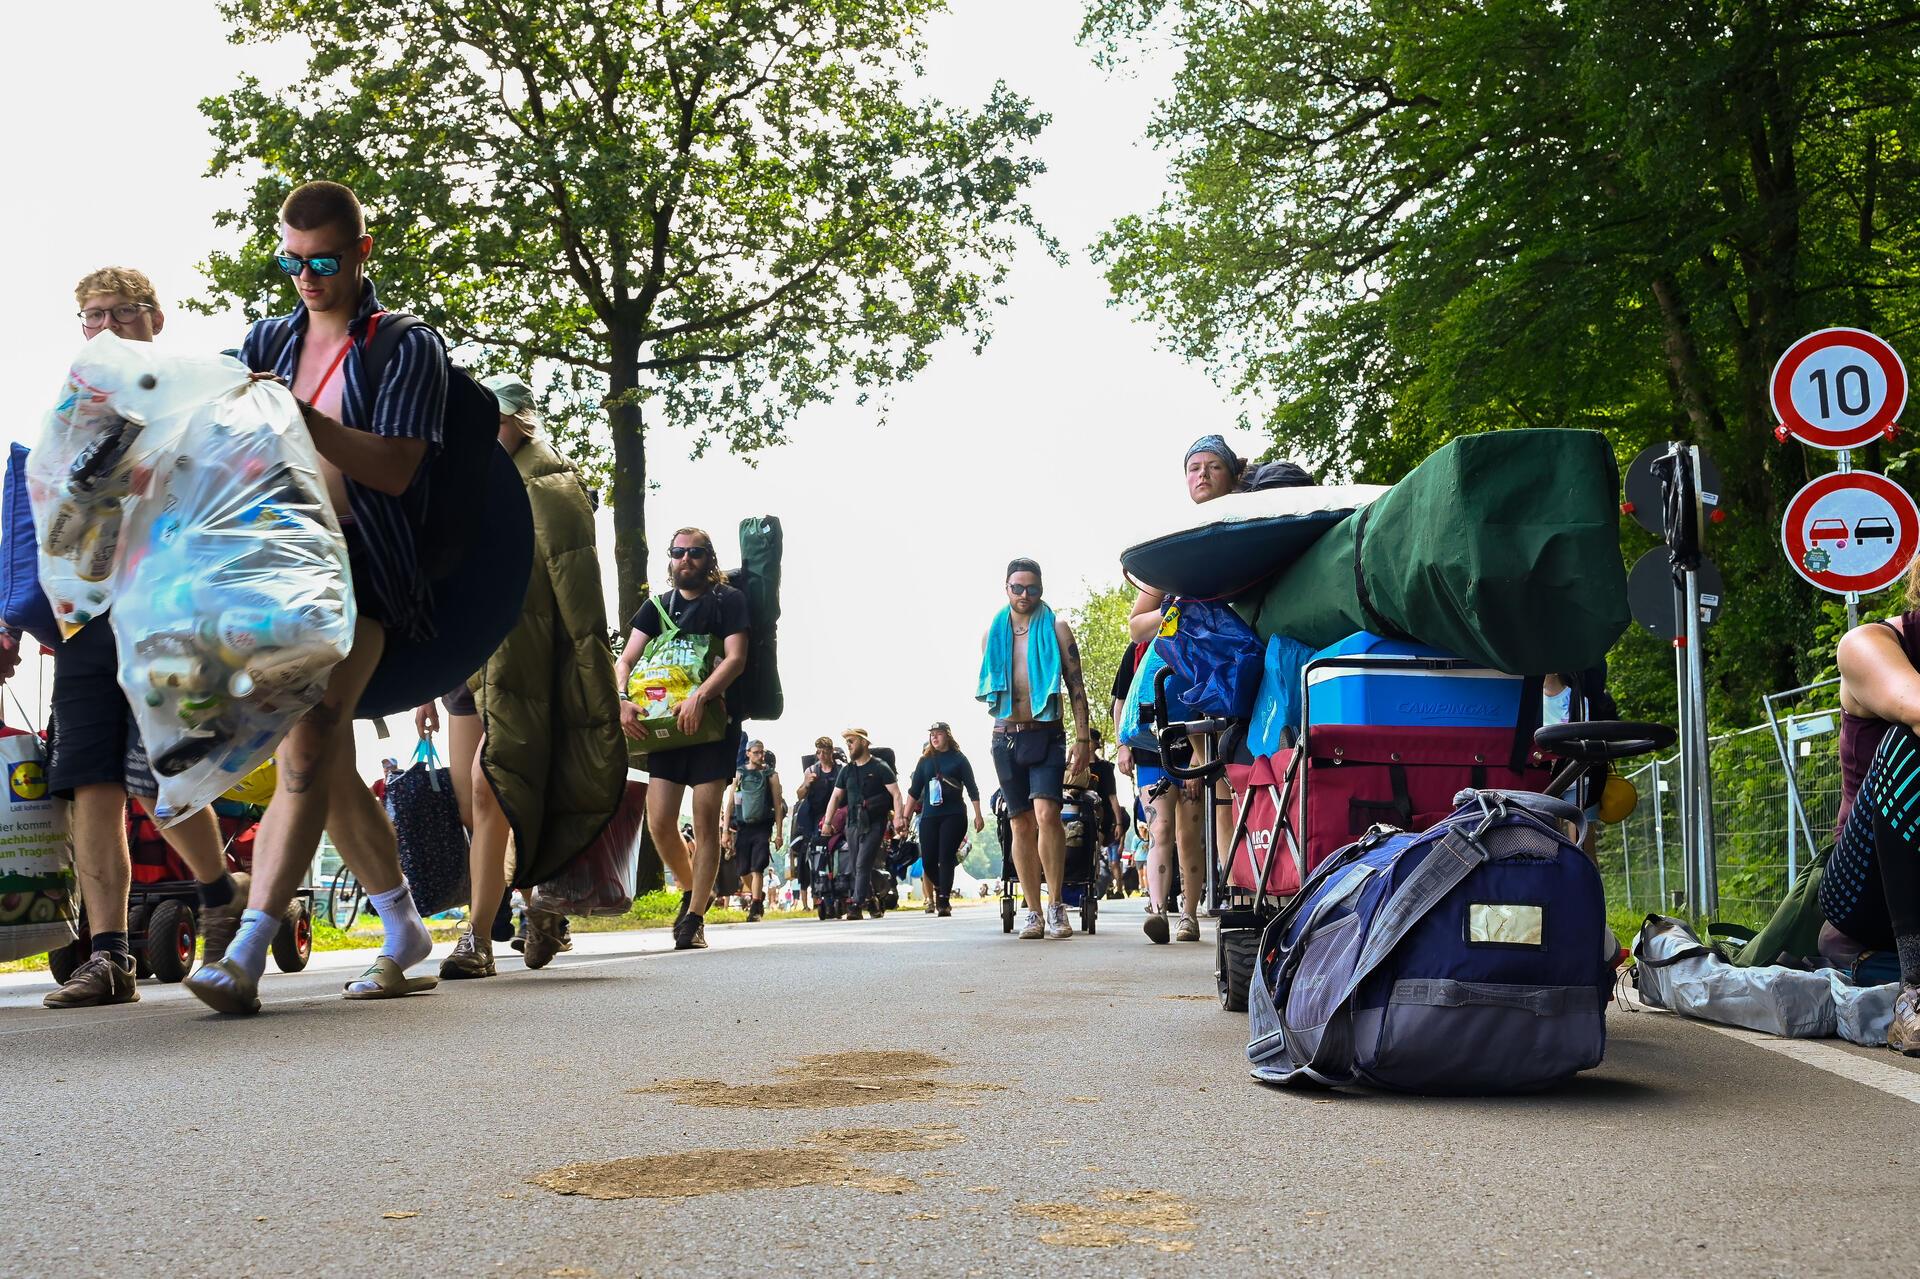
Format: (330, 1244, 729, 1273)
(77, 303, 153, 329)
(667, 546, 711, 560)
(1006, 583, 1042, 597)
(273, 247, 356, 278)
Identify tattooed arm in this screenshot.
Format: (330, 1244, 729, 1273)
(1056, 614, 1092, 778)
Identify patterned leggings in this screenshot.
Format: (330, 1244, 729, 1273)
(1822, 725, 1920, 950)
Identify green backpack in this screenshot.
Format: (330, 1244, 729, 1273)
(726, 515, 783, 721)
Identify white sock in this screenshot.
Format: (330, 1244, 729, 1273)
(372, 881, 432, 968)
(226, 910, 278, 980)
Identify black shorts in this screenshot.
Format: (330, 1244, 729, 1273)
(442, 679, 477, 718)
(990, 723, 1066, 818)
(735, 822, 773, 874)
(645, 720, 745, 788)
(45, 617, 156, 800)
(342, 524, 399, 630)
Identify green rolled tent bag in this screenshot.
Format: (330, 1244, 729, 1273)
(1244, 429, 1630, 677)
(729, 515, 783, 721)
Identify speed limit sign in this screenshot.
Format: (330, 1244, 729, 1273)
(1770, 327, 1907, 450)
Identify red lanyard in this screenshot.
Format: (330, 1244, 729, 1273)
(308, 337, 353, 405)
(304, 313, 382, 406)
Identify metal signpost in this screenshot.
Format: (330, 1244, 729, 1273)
(1624, 443, 1721, 920)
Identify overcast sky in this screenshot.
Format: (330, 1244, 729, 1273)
(1, 1, 1268, 794)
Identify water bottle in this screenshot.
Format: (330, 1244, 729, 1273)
(928, 773, 944, 807)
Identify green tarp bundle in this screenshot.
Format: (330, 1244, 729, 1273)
(1243, 429, 1629, 676)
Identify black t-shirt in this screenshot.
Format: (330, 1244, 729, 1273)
(630, 584, 750, 711)
(1089, 758, 1118, 801)
(909, 751, 979, 814)
(797, 762, 837, 829)
(1112, 641, 1142, 704)
(835, 757, 897, 816)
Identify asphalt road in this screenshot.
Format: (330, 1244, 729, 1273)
(5, 897, 1916, 1279)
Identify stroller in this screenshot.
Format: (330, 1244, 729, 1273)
(47, 798, 313, 986)
(994, 784, 1103, 935)
(1153, 644, 1671, 1011)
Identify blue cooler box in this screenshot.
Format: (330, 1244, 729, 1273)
(1305, 632, 1526, 728)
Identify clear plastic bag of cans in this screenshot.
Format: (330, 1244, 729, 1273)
(111, 369, 356, 823)
(29, 333, 251, 638)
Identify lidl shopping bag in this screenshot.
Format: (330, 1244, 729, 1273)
(1155, 597, 1265, 720)
(0, 728, 75, 962)
(112, 372, 355, 823)
(626, 597, 727, 757)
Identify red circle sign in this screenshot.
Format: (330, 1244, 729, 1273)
(1781, 470, 1920, 595)
(1771, 328, 1907, 449)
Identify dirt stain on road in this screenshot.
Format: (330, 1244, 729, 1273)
(530, 1147, 917, 1201)
(1018, 1188, 1199, 1250)
(803, 1124, 964, 1154)
(633, 1050, 1002, 1110)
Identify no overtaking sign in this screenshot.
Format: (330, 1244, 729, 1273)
(1780, 469, 1919, 596)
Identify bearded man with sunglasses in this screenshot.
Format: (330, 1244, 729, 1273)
(615, 528, 749, 951)
(186, 181, 446, 1013)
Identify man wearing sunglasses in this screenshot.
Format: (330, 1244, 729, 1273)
(615, 528, 749, 950)
(977, 558, 1093, 941)
(187, 181, 447, 1013)
(28, 268, 241, 1009)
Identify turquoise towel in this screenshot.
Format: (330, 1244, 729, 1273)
(977, 604, 1062, 722)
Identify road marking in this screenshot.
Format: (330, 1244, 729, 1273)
(1711, 1030, 1920, 1105)
(1622, 988, 1920, 1106)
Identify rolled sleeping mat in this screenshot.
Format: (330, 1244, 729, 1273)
(1244, 429, 1629, 677)
(358, 444, 534, 718)
(1120, 482, 1389, 599)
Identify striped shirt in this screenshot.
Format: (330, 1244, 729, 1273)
(241, 279, 445, 641)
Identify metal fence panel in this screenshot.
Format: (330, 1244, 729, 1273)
(1593, 680, 1841, 929)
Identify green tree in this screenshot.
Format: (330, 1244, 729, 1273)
(201, 0, 1051, 618)
(1066, 581, 1136, 742)
(1086, 0, 1920, 725)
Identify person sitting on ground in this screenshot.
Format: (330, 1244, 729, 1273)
(615, 527, 749, 951)
(901, 721, 984, 918)
(722, 739, 784, 922)
(30, 267, 241, 1010)
(1825, 582, 1920, 1055)
(978, 558, 1093, 941)
(818, 728, 907, 920)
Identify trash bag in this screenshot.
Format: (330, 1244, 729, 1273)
(1154, 598, 1265, 720)
(531, 779, 646, 916)
(0, 728, 75, 963)
(386, 739, 470, 917)
(625, 599, 728, 757)
(110, 370, 355, 822)
(30, 334, 249, 639)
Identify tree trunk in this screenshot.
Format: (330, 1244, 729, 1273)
(608, 330, 649, 629)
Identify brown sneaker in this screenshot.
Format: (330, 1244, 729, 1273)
(43, 954, 140, 1009)
(1890, 985, 1920, 1056)
(198, 872, 251, 968)
(522, 910, 563, 970)
(439, 929, 495, 979)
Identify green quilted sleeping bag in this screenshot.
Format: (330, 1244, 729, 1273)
(1244, 429, 1629, 676)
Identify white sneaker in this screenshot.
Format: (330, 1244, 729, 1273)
(1045, 903, 1073, 940)
(1174, 914, 1201, 943)
(1017, 909, 1045, 940)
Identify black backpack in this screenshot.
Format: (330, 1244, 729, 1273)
(262, 311, 497, 580)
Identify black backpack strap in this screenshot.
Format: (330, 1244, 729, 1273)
(361, 312, 424, 387)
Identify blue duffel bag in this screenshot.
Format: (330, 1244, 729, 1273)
(1248, 789, 1616, 1094)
